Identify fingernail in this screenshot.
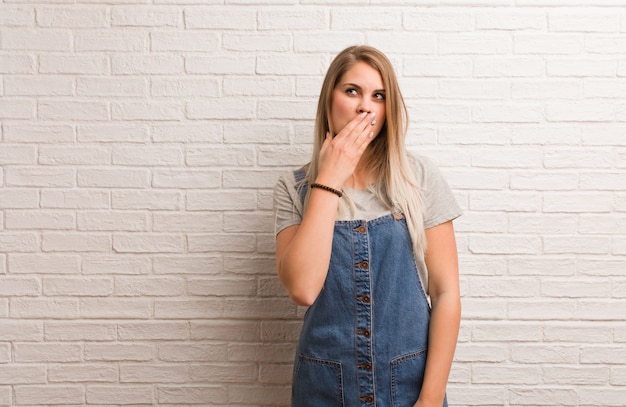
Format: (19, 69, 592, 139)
(326, 131, 330, 138)
(370, 119, 377, 126)
(370, 112, 377, 119)
(359, 112, 367, 118)
(369, 131, 374, 139)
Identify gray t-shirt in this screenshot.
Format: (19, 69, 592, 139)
(272, 154, 462, 294)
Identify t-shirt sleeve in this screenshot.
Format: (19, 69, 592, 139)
(273, 171, 304, 236)
(413, 155, 462, 229)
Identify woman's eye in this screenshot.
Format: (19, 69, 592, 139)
(374, 93, 386, 100)
(346, 88, 358, 95)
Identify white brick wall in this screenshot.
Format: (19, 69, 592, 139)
(1, 1, 625, 406)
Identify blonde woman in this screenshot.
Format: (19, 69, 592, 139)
(274, 45, 461, 407)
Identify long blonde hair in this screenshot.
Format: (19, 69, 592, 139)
(305, 45, 427, 254)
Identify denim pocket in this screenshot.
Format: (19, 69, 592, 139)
(292, 354, 344, 407)
(390, 349, 427, 407)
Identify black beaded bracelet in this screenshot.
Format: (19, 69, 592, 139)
(310, 183, 343, 198)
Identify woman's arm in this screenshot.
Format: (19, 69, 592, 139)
(415, 220, 461, 407)
(276, 112, 377, 306)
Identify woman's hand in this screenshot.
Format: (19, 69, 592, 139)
(316, 111, 377, 189)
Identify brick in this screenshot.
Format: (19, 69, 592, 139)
(153, 169, 220, 189)
(331, 8, 401, 30)
(78, 124, 149, 143)
(476, 10, 545, 30)
(186, 145, 253, 166)
(78, 169, 149, 188)
(186, 55, 255, 75)
(113, 233, 184, 253)
(84, 343, 154, 362)
(548, 11, 621, 32)
(77, 77, 147, 97)
(6, 166, 74, 187)
(509, 388, 578, 406)
(0, 145, 36, 165)
(39, 54, 108, 74)
(474, 56, 545, 78)
(78, 211, 148, 232)
(184, 7, 256, 29)
(112, 55, 183, 74)
(0, 321, 43, 341)
(111, 6, 181, 27)
(82, 255, 152, 275)
(36, 6, 108, 27)
(544, 324, 612, 343)
(187, 98, 254, 120)
(187, 277, 256, 297)
(223, 76, 292, 96)
(154, 299, 224, 319)
(152, 77, 219, 97)
(0, 233, 39, 253)
(14, 385, 84, 405)
(228, 385, 290, 405)
(112, 190, 182, 210)
(42, 232, 110, 252)
(39, 145, 111, 165)
(0, 6, 35, 27)
(151, 31, 218, 52)
(514, 33, 583, 54)
(4, 76, 73, 96)
(48, 364, 118, 383)
(187, 233, 256, 253)
(86, 386, 154, 405)
(39, 100, 109, 121)
(43, 276, 113, 296)
(187, 191, 257, 211)
(9, 254, 80, 274)
(113, 145, 183, 166)
(473, 104, 543, 123)
(580, 172, 626, 191)
(114, 276, 185, 296)
(548, 58, 617, 77)
(256, 55, 326, 75)
(511, 126, 581, 145)
(191, 363, 257, 383)
(2, 29, 71, 51)
(75, 32, 147, 52)
(473, 365, 541, 384)
(45, 322, 116, 341)
(80, 298, 152, 319)
(191, 320, 260, 341)
(118, 322, 189, 340)
(4, 125, 74, 143)
(293, 32, 364, 53)
(439, 33, 512, 55)
(223, 33, 291, 52)
(404, 10, 474, 31)
(0, 99, 35, 119)
(157, 386, 227, 405)
(121, 364, 189, 383)
(224, 123, 290, 144)
(152, 212, 221, 233)
(112, 101, 184, 121)
(0, 55, 35, 74)
(14, 343, 82, 362)
(158, 342, 228, 363)
(512, 79, 581, 99)
(41, 189, 109, 209)
(544, 148, 613, 168)
(0, 276, 40, 296)
(0, 365, 46, 384)
(152, 123, 222, 143)
(258, 8, 326, 30)
(440, 79, 510, 100)
(153, 256, 222, 275)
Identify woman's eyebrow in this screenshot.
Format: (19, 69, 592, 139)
(342, 82, 385, 92)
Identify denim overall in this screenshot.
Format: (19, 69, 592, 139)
(291, 169, 447, 407)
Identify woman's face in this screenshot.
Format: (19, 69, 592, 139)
(330, 61, 386, 137)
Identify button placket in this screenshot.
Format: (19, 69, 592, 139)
(352, 220, 374, 405)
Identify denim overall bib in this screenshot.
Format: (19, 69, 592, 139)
(291, 169, 447, 407)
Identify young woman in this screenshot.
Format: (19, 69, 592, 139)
(273, 45, 462, 407)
